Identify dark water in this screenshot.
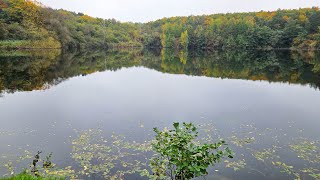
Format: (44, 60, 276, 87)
(0, 49, 319, 179)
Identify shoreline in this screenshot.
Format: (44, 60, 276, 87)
(0, 47, 319, 51)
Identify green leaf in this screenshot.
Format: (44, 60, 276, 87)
(173, 122, 179, 129)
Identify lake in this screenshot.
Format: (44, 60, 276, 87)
(0, 49, 319, 179)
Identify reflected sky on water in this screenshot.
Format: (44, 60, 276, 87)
(0, 49, 319, 179)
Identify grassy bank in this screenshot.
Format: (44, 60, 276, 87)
(0, 172, 64, 180)
(0, 38, 61, 50)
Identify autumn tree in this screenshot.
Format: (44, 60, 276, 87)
(180, 30, 189, 49)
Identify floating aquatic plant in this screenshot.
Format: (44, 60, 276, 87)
(224, 159, 246, 171)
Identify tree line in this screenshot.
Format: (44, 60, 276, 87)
(143, 7, 320, 50)
(0, 0, 320, 50)
(0, 0, 143, 49)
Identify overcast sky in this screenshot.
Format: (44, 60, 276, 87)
(38, 0, 320, 22)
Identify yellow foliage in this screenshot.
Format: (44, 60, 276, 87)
(245, 16, 256, 26)
(204, 16, 214, 26)
(282, 15, 290, 21)
(256, 11, 275, 21)
(181, 17, 187, 24)
(298, 14, 307, 23)
(30, 37, 61, 49)
(5, 0, 42, 25)
(80, 15, 95, 22)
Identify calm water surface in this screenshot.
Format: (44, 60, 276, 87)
(0, 49, 319, 179)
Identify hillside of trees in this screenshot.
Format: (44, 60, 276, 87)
(144, 7, 320, 50)
(0, 0, 320, 50)
(0, 0, 143, 49)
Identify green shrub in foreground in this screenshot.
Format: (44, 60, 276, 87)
(150, 122, 234, 180)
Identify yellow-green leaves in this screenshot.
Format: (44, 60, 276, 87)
(151, 122, 233, 180)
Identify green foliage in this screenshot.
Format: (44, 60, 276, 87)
(143, 32, 162, 48)
(3, 0, 42, 25)
(0, 20, 8, 40)
(0, 39, 60, 49)
(308, 11, 320, 33)
(0, 151, 65, 180)
(0, 40, 30, 48)
(161, 32, 175, 48)
(179, 30, 189, 49)
(316, 27, 320, 49)
(0, 172, 64, 180)
(145, 7, 320, 50)
(0, 0, 142, 49)
(0, 1, 320, 50)
(150, 122, 233, 180)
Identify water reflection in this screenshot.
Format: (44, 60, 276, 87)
(159, 49, 320, 89)
(0, 49, 320, 179)
(1, 49, 320, 96)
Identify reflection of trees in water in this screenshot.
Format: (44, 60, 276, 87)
(1, 49, 320, 96)
(0, 50, 62, 94)
(157, 49, 320, 90)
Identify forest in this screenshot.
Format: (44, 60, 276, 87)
(0, 0, 143, 49)
(0, 0, 320, 50)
